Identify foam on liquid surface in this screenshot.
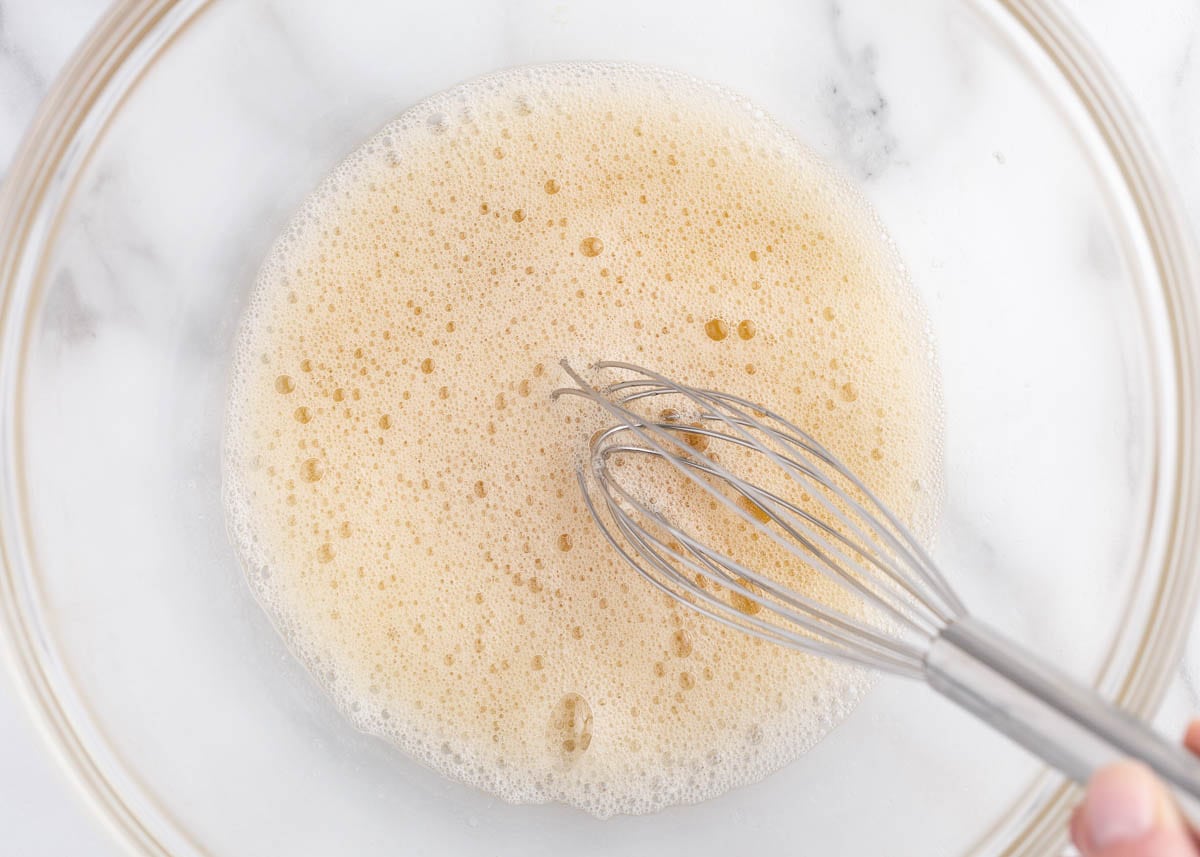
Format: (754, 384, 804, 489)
(224, 64, 941, 817)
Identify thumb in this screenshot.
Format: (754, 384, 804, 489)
(1073, 762, 1197, 857)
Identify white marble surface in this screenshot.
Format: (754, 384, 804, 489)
(2, 1, 1200, 855)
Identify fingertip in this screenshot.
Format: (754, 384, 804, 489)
(1070, 805, 1084, 851)
(1183, 720, 1200, 757)
(1077, 762, 1188, 854)
(1079, 828, 1199, 857)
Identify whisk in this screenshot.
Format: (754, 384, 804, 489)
(552, 359, 1200, 819)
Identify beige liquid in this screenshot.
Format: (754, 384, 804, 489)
(224, 64, 940, 816)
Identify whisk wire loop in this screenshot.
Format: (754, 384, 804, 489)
(577, 468, 926, 676)
(589, 451, 926, 671)
(552, 360, 963, 677)
(606, 365, 962, 622)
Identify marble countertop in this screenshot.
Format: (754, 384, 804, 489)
(2, 1, 1200, 854)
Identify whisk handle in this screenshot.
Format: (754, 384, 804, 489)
(926, 615, 1200, 824)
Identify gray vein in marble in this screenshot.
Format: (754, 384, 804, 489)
(0, 7, 46, 87)
(1176, 656, 1200, 709)
(0, 4, 47, 178)
(258, 2, 332, 99)
(41, 269, 97, 349)
(1083, 215, 1122, 283)
(1167, 14, 1200, 115)
(937, 508, 1008, 610)
(1076, 214, 1145, 542)
(225, 2, 344, 142)
(1160, 8, 1200, 228)
(1163, 0, 1199, 90)
(1173, 34, 1194, 89)
(822, 0, 897, 180)
(56, 164, 171, 337)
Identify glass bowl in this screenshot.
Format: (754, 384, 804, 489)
(2, 0, 1198, 854)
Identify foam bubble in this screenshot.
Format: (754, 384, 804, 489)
(223, 63, 941, 817)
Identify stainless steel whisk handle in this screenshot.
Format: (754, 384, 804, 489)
(926, 616, 1200, 824)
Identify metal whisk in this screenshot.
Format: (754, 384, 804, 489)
(553, 360, 1200, 818)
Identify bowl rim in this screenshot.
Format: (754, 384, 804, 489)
(1, 0, 1197, 854)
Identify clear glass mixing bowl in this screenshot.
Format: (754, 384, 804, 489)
(2, 0, 1198, 854)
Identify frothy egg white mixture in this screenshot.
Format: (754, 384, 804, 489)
(224, 63, 940, 817)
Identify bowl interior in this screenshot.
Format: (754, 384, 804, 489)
(6, 0, 1185, 854)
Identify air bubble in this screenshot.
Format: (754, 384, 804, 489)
(704, 319, 728, 341)
(548, 693, 593, 766)
(580, 237, 604, 257)
(729, 577, 764, 616)
(670, 629, 693, 658)
(301, 458, 324, 483)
